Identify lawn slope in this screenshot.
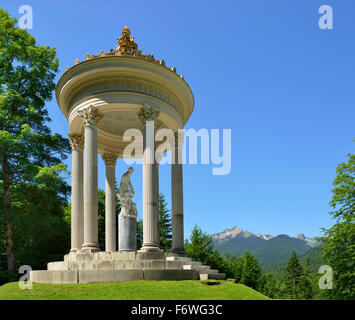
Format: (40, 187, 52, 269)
(0, 280, 270, 300)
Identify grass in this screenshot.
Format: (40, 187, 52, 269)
(0, 280, 271, 300)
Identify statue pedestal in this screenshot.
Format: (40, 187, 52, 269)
(119, 215, 136, 251)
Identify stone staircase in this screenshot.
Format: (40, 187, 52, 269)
(31, 251, 225, 284)
(165, 256, 225, 280)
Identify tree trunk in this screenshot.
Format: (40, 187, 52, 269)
(2, 152, 15, 271)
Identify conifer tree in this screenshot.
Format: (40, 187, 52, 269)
(158, 193, 172, 251)
(285, 251, 304, 299)
(240, 251, 262, 290)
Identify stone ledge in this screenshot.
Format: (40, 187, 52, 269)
(78, 269, 143, 283)
(30, 269, 200, 284)
(30, 270, 78, 284)
(199, 273, 226, 281)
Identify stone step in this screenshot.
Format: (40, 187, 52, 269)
(200, 273, 226, 280)
(197, 269, 219, 275)
(166, 256, 194, 262)
(183, 264, 210, 271)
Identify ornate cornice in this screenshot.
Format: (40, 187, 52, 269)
(102, 152, 118, 166)
(66, 74, 186, 120)
(68, 133, 84, 151)
(77, 105, 104, 126)
(138, 104, 160, 123)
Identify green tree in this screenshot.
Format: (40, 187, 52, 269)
(0, 9, 70, 271)
(136, 218, 143, 250)
(97, 189, 121, 250)
(135, 193, 171, 251)
(299, 264, 314, 299)
(240, 251, 262, 290)
(320, 152, 355, 299)
(185, 225, 215, 264)
(259, 273, 281, 299)
(185, 226, 234, 278)
(158, 193, 172, 251)
(285, 251, 304, 299)
(225, 253, 244, 282)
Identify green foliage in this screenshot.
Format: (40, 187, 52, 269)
(240, 251, 262, 290)
(136, 218, 143, 250)
(258, 273, 282, 299)
(0, 270, 19, 286)
(225, 253, 244, 283)
(135, 193, 171, 251)
(320, 152, 355, 299)
(284, 251, 304, 299)
(185, 226, 237, 279)
(0, 8, 70, 271)
(97, 188, 121, 250)
(158, 193, 172, 251)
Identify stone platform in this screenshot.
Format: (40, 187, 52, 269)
(30, 252, 225, 284)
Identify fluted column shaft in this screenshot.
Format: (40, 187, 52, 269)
(172, 132, 185, 255)
(68, 134, 84, 252)
(138, 105, 161, 252)
(79, 106, 103, 251)
(102, 153, 117, 252)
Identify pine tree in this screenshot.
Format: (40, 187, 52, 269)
(299, 264, 314, 299)
(285, 251, 304, 299)
(158, 193, 172, 251)
(136, 218, 143, 250)
(240, 251, 262, 290)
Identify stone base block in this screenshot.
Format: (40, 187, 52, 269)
(30, 269, 200, 284)
(47, 261, 69, 271)
(79, 269, 143, 283)
(199, 273, 226, 280)
(30, 270, 78, 284)
(143, 269, 199, 281)
(119, 216, 136, 251)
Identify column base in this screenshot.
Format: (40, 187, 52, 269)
(80, 242, 100, 252)
(171, 248, 186, 256)
(70, 248, 80, 253)
(139, 244, 163, 253)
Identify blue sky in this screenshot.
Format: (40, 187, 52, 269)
(2, 0, 354, 238)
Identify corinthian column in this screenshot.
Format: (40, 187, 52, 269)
(78, 106, 103, 251)
(172, 131, 185, 255)
(102, 152, 118, 252)
(138, 104, 161, 252)
(68, 133, 84, 252)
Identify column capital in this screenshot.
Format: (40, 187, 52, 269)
(68, 133, 84, 151)
(102, 152, 118, 166)
(137, 104, 160, 123)
(78, 105, 104, 126)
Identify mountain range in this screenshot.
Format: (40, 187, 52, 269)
(212, 226, 322, 272)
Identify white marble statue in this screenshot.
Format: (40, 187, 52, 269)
(117, 167, 138, 218)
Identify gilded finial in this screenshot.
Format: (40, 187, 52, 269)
(116, 25, 139, 55)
